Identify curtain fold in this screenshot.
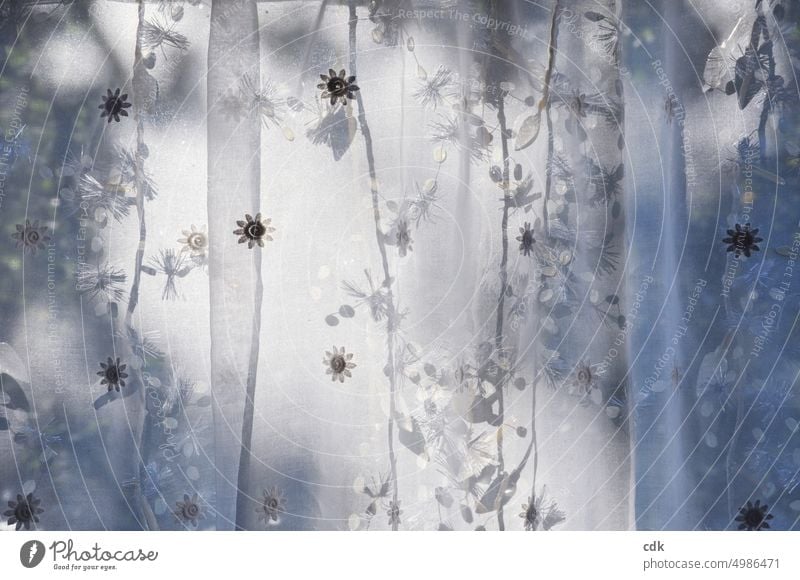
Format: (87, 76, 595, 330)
(207, 0, 263, 530)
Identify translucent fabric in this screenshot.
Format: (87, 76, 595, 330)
(0, 0, 798, 531)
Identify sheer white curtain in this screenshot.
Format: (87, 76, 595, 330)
(201, 0, 632, 531)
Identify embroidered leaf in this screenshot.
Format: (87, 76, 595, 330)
(584, 11, 605, 21)
(514, 113, 540, 151)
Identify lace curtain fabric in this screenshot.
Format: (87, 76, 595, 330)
(0, 0, 798, 531)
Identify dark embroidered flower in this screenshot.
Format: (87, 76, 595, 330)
(575, 361, 594, 394)
(99, 88, 132, 123)
(569, 359, 598, 400)
(255, 486, 286, 525)
(4, 492, 44, 530)
(387, 500, 402, 527)
(177, 224, 208, 258)
(519, 488, 565, 531)
(396, 220, 413, 257)
(97, 357, 128, 392)
(317, 68, 359, 106)
(233, 213, 275, 249)
(735, 500, 773, 530)
(722, 223, 763, 257)
(174, 493, 203, 527)
(12, 219, 51, 254)
(323, 346, 357, 383)
(516, 222, 535, 256)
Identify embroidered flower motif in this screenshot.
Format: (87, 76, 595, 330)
(396, 220, 413, 257)
(323, 346, 357, 383)
(722, 223, 763, 258)
(233, 213, 275, 249)
(148, 248, 191, 300)
(255, 486, 286, 526)
(174, 493, 203, 528)
(413, 65, 454, 110)
(76, 263, 127, 304)
(12, 220, 50, 254)
(97, 357, 128, 392)
(430, 114, 490, 163)
(575, 360, 593, 388)
(240, 74, 285, 129)
(317, 68, 359, 106)
(735, 500, 774, 530)
(519, 488, 565, 531)
(99, 88, 132, 123)
(569, 359, 600, 402)
(387, 500, 402, 527)
(140, 18, 189, 53)
(177, 224, 208, 258)
(4, 492, 44, 531)
(516, 222, 535, 256)
(77, 174, 131, 224)
(342, 270, 392, 322)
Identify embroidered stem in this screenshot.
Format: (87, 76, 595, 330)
(348, 0, 400, 530)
